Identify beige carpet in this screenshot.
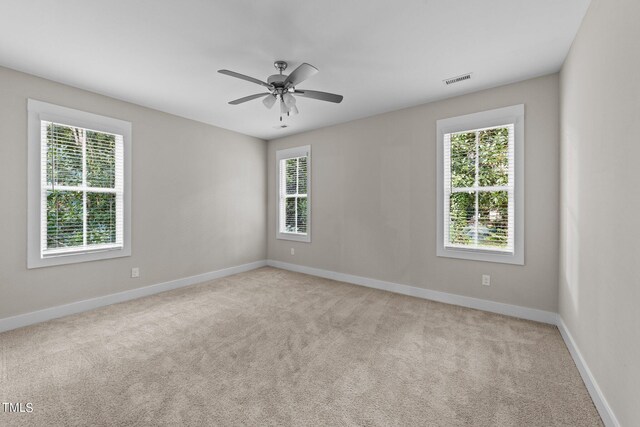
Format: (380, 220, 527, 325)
(1, 267, 601, 426)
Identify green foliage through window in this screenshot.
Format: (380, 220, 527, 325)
(447, 126, 512, 251)
(47, 190, 83, 248)
(44, 122, 120, 252)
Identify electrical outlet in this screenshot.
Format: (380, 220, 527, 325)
(131, 267, 140, 278)
(290, 248, 295, 255)
(482, 274, 491, 286)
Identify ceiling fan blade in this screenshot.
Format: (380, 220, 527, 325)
(228, 93, 270, 105)
(294, 89, 343, 103)
(284, 63, 318, 87)
(218, 70, 272, 89)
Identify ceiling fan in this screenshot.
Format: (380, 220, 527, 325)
(218, 61, 343, 121)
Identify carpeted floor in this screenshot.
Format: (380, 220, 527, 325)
(1, 267, 601, 426)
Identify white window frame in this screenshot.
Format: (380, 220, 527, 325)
(436, 104, 524, 265)
(276, 145, 311, 243)
(27, 99, 132, 268)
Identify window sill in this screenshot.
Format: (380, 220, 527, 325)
(28, 245, 131, 269)
(43, 244, 123, 258)
(276, 232, 311, 243)
(437, 246, 523, 265)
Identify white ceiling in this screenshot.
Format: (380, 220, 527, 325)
(0, 0, 590, 140)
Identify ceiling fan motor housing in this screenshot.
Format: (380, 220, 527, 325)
(267, 74, 287, 87)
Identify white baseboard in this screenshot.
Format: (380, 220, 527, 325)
(557, 317, 620, 427)
(0, 260, 267, 333)
(266, 260, 558, 325)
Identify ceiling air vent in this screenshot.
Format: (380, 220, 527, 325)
(443, 73, 472, 86)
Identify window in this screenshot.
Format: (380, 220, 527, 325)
(28, 99, 132, 268)
(436, 104, 524, 264)
(276, 145, 310, 242)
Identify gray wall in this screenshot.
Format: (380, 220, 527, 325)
(0, 66, 267, 319)
(268, 74, 560, 312)
(560, 0, 640, 424)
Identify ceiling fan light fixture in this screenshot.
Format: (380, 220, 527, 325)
(290, 104, 299, 115)
(262, 94, 276, 109)
(280, 99, 288, 115)
(283, 92, 296, 108)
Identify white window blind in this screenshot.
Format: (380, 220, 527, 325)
(276, 146, 310, 242)
(443, 124, 515, 253)
(40, 121, 124, 257)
